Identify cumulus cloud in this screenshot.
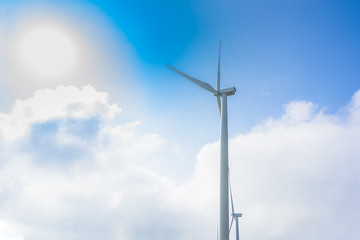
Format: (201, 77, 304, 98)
(226, 96, 360, 239)
(0, 85, 359, 240)
(0, 85, 178, 240)
(0, 85, 121, 141)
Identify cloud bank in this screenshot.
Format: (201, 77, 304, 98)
(0, 85, 359, 240)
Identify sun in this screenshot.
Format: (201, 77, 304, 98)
(17, 25, 77, 78)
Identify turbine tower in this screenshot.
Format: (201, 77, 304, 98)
(168, 41, 236, 240)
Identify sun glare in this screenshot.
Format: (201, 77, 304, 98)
(17, 26, 77, 78)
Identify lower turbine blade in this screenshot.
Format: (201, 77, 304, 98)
(229, 217, 234, 233)
(217, 96, 221, 115)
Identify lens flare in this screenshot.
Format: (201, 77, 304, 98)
(17, 26, 77, 78)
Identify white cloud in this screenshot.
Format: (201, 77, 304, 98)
(226, 96, 360, 239)
(0, 85, 181, 240)
(0, 220, 24, 240)
(0, 85, 121, 141)
(0, 85, 359, 239)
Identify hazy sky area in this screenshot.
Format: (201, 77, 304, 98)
(0, 0, 359, 239)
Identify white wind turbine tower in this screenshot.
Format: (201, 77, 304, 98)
(168, 41, 236, 240)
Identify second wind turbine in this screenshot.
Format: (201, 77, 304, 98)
(168, 42, 236, 240)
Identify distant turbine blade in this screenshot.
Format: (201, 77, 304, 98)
(229, 182, 235, 233)
(230, 183, 235, 215)
(217, 40, 221, 92)
(217, 224, 219, 240)
(229, 216, 234, 232)
(167, 65, 217, 94)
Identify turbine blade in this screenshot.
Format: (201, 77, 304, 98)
(217, 96, 221, 115)
(230, 183, 235, 215)
(167, 65, 217, 94)
(229, 217, 234, 233)
(217, 40, 221, 91)
(217, 224, 219, 240)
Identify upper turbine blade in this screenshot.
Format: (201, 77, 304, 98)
(217, 40, 221, 92)
(216, 41, 222, 116)
(167, 65, 217, 94)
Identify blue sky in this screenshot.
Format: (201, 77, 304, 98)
(1, 0, 360, 239)
(2, 0, 360, 148)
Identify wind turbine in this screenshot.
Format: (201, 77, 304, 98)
(167, 41, 236, 240)
(229, 186, 242, 240)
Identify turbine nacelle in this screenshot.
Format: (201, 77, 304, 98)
(214, 87, 236, 97)
(232, 213, 242, 218)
